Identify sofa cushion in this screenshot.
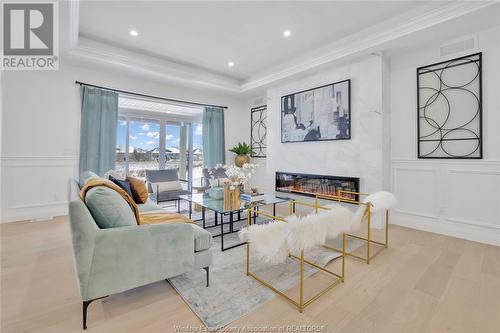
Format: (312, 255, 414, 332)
(79, 170, 100, 188)
(192, 225, 212, 252)
(137, 202, 163, 213)
(127, 176, 149, 204)
(85, 186, 137, 228)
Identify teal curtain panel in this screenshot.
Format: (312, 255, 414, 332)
(79, 87, 119, 177)
(202, 106, 226, 167)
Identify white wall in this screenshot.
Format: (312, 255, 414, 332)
(1, 63, 246, 222)
(389, 26, 500, 245)
(253, 56, 390, 208)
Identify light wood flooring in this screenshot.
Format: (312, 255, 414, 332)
(1, 215, 500, 333)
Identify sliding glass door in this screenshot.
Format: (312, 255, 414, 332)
(116, 119, 128, 175)
(164, 122, 198, 185)
(116, 117, 201, 188)
(193, 122, 203, 186)
(129, 119, 160, 177)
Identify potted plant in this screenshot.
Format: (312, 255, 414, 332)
(229, 142, 253, 167)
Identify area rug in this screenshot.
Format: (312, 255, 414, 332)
(167, 209, 364, 331)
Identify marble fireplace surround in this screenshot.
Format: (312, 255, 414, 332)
(257, 55, 390, 201)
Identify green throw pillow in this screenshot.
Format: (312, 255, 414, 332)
(85, 186, 137, 229)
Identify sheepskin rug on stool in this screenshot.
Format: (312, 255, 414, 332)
(240, 191, 397, 264)
(362, 191, 398, 229)
(238, 221, 289, 264)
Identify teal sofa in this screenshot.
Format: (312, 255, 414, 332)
(68, 174, 212, 329)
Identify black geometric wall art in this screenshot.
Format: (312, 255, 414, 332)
(417, 52, 482, 159)
(250, 105, 267, 158)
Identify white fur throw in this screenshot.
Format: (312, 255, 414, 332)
(362, 191, 398, 229)
(239, 191, 397, 264)
(363, 191, 398, 212)
(238, 221, 289, 264)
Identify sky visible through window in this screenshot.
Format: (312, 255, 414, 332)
(117, 121, 203, 151)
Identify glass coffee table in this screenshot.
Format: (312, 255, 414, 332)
(179, 193, 291, 251)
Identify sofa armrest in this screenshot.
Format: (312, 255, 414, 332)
(83, 223, 195, 301)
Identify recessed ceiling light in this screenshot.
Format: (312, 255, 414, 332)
(283, 30, 291, 37)
(129, 30, 139, 37)
(227, 61, 234, 67)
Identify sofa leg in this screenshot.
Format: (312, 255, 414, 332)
(82, 296, 107, 330)
(203, 266, 209, 287)
(82, 300, 93, 330)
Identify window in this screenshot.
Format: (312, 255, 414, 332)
(116, 119, 127, 174)
(193, 122, 203, 185)
(128, 120, 160, 177)
(115, 97, 203, 188)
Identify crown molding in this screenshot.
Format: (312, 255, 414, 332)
(68, 37, 242, 92)
(240, 1, 496, 91)
(63, 1, 496, 94)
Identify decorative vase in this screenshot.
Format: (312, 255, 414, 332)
(223, 182, 240, 210)
(234, 154, 250, 167)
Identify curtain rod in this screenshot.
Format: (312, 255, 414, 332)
(74, 81, 228, 109)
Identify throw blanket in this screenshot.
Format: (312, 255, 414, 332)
(140, 211, 193, 225)
(80, 178, 192, 226)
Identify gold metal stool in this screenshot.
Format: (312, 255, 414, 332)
(245, 203, 345, 313)
(314, 191, 389, 264)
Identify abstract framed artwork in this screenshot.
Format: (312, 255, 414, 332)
(417, 52, 482, 159)
(250, 105, 267, 157)
(281, 79, 350, 143)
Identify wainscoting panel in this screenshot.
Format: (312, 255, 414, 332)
(1, 156, 78, 223)
(446, 169, 500, 229)
(393, 167, 439, 219)
(391, 160, 500, 246)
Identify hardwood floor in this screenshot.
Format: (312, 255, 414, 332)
(1, 216, 499, 333)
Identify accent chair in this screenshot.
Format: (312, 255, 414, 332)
(146, 169, 191, 211)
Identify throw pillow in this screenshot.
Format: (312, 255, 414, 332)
(109, 175, 134, 199)
(85, 186, 137, 228)
(151, 181, 183, 193)
(104, 169, 126, 181)
(126, 176, 148, 204)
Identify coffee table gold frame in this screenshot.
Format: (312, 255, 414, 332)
(313, 191, 389, 264)
(245, 202, 345, 313)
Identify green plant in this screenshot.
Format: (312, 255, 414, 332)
(229, 142, 253, 155)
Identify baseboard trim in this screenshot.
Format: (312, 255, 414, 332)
(392, 212, 500, 246)
(1, 203, 68, 224)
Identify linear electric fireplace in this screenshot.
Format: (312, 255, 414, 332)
(275, 172, 360, 201)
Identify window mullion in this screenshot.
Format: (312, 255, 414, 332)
(159, 119, 166, 169)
